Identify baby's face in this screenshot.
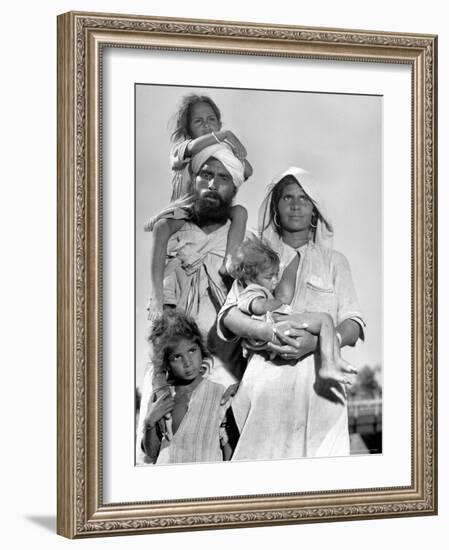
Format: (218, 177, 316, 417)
(254, 268, 279, 292)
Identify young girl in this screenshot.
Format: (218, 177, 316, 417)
(226, 236, 357, 384)
(141, 309, 233, 464)
(145, 94, 253, 320)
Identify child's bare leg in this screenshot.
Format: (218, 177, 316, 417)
(274, 254, 299, 304)
(220, 205, 247, 275)
(294, 312, 356, 384)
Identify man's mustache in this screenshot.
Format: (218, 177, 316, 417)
(201, 190, 221, 201)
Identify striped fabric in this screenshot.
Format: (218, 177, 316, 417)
(156, 379, 226, 464)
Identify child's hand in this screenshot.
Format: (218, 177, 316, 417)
(220, 382, 240, 405)
(222, 130, 247, 160)
(145, 391, 174, 429)
(146, 295, 163, 321)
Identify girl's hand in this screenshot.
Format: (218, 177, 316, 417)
(144, 391, 174, 429)
(222, 130, 247, 160)
(146, 294, 163, 321)
(220, 383, 240, 405)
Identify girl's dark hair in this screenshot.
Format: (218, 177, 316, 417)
(149, 309, 210, 381)
(171, 94, 222, 142)
(228, 236, 280, 283)
(263, 175, 318, 236)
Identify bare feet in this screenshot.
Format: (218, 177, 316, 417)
(318, 357, 357, 385)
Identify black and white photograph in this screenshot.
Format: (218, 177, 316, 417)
(135, 84, 383, 466)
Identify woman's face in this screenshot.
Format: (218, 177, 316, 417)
(189, 102, 221, 138)
(277, 182, 314, 233)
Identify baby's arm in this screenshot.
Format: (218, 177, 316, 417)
(274, 254, 300, 305)
(250, 296, 284, 316)
(220, 205, 248, 276)
(148, 218, 186, 317)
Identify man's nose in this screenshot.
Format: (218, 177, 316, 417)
(208, 178, 217, 190)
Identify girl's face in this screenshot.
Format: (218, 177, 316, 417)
(167, 338, 203, 383)
(189, 102, 221, 138)
(253, 266, 279, 292)
(277, 182, 314, 234)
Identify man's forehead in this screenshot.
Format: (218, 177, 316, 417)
(200, 157, 229, 173)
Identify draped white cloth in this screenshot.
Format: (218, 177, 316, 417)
(218, 167, 365, 460)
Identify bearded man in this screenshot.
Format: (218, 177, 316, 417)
(136, 144, 246, 463)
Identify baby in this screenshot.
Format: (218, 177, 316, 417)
(227, 236, 356, 384)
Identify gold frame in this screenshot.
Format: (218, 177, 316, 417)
(57, 11, 438, 538)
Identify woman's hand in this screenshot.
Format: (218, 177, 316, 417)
(267, 322, 318, 360)
(144, 391, 174, 429)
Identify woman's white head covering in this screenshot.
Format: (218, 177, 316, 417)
(258, 166, 334, 251)
(191, 143, 245, 188)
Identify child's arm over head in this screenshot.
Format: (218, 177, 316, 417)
(148, 218, 186, 319)
(184, 130, 230, 158)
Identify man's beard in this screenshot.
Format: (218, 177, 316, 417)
(191, 190, 232, 226)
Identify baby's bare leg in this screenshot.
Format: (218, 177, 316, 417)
(294, 312, 356, 384)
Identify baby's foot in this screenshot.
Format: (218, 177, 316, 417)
(318, 358, 357, 385)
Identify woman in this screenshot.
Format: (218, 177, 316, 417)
(218, 167, 365, 460)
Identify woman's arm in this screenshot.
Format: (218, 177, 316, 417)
(149, 218, 185, 316)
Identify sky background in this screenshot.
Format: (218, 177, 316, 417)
(135, 84, 382, 390)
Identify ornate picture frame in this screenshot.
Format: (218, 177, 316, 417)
(57, 11, 437, 538)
